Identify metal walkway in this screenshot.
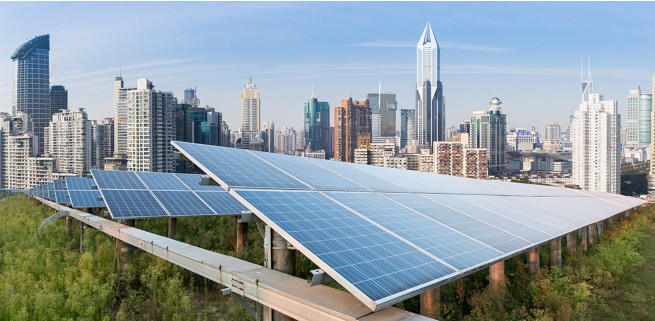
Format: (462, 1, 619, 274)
(34, 197, 432, 321)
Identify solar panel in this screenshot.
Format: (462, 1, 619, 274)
(53, 180, 67, 190)
(91, 169, 146, 190)
(101, 190, 168, 218)
(151, 190, 214, 216)
(65, 177, 95, 191)
(236, 189, 457, 302)
(172, 141, 647, 311)
(69, 190, 105, 208)
(91, 170, 248, 219)
(55, 190, 70, 204)
(137, 172, 189, 190)
(195, 191, 249, 214)
(171, 142, 308, 190)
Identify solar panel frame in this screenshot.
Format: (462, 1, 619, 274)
(68, 190, 105, 208)
(91, 169, 146, 190)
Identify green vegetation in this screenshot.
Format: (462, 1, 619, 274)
(2, 194, 655, 320)
(398, 204, 655, 321)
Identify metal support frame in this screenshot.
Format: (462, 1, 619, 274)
(34, 197, 430, 321)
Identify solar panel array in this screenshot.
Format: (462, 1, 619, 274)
(65, 177, 105, 208)
(91, 170, 249, 219)
(173, 141, 646, 311)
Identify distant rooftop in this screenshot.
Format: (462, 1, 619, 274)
(11, 34, 50, 60)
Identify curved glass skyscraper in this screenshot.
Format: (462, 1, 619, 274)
(11, 34, 50, 155)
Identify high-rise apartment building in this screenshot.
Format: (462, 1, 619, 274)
(416, 23, 444, 147)
(262, 121, 275, 153)
(3, 133, 54, 190)
(400, 109, 416, 150)
(626, 87, 652, 148)
(44, 108, 92, 175)
(241, 80, 260, 146)
(125, 78, 176, 172)
(92, 118, 114, 169)
(367, 92, 397, 143)
(49, 85, 68, 115)
(572, 75, 620, 193)
(304, 96, 331, 156)
(469, 97, 507, 175)
(113, 76, 135, 156)
(333, 98, 371, 162)
(433, 142, 488, 179)
(11, 34, 50, 155)
(542, 122, 561, 142)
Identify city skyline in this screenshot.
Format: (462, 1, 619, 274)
(1, 2, 655, 132)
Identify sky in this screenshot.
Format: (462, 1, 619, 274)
(1, 2, 655, 132)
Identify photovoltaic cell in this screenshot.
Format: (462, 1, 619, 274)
(101, 190, 168, 218)
(195, 191, 249, 214)
(91, 169, 145, 190)
(69, 190, 105, 208)
(151, 190, 214, 216)
(65, 177, 95, 191)
(175, 173, 223, 191)
(55, 190, 70, 204)
(137, 172, 189, 190)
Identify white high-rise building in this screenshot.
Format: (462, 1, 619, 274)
(125, 78, 176, 172)
(625, 87, 652, 148)
(415, 22, 444, 147)
(240, 80, 260, 146)
(92, 118, 114, 169)
(113, 76, 135, 156)
(3, 133, 54, 190)
(44, 108, 92, 175)
(572, 74, 620, 194)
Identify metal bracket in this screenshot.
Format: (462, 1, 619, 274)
(38, 211, 69, 234)
(200, 175, 220, 186)
(308, 269, 332, 286)
(173, 151, 189, 161)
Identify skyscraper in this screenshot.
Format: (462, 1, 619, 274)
(400, 109, 416, 150)
(44, 108, 92, 175)
(333, 98, 371, 162)
(415, 23, 444, 147)
(92, 118, 114, 169)
(11, 34, 50, 155)
(49, 85, 68, 115)
(113, 76, 135, 156)
(240, 80, 260, 146)
(572, 73, 620, 194)
(469, 97, 507, 175)
(367, 91, 397, 143)
(303, 95, 331, 155)
(262, 121, 275, 153)
(183, 88, 200, 107)
(625, 87, 652, 148)
(125, 78, 176, 172)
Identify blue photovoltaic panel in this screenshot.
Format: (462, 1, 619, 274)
(326, 192, 502, 270)
(175, 173, 222, 191)
(65, 177, 95, 191)
(55, 191, 70, 204)
(53, 180, 67, 190)
(137, 172, 189, 190)
(195, 191, 249, 214)
(91, 169, 146, 190)
(172, 141, 308, 190)
(151, 190, 214, 216)
(101, 190, 168, 218)
(235, 189, 457, 302)
(69, 190, 105, 208)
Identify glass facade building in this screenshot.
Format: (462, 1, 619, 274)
(400, 109, 416, 149)
(11, 34, 50, 155)
(303, 97, 331, 156)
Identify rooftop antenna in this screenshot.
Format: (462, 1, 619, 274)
(311, 84, 314, 99)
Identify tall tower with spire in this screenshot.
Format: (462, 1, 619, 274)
(303, 89, 331, 157)
(240, 79, 260, 146)
(415, 23, 444, 147)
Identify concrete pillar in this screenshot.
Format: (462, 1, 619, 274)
(236, 218, 248, 257)
(420, 287, 441, 318)
(597, 222, 603, 237)
(66, 216, 73, 237)
(566, 232, 577, 257)
(264, 227, 295, 321)
(579, 227, 588, 252)
(489, 261, 505, 289)
(528, 247, 540, 279)
(588, 224, 597, 245)
(550, 238, 562, 267)
(80, 223, 86, 252)
(167, 217, 177, 239)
